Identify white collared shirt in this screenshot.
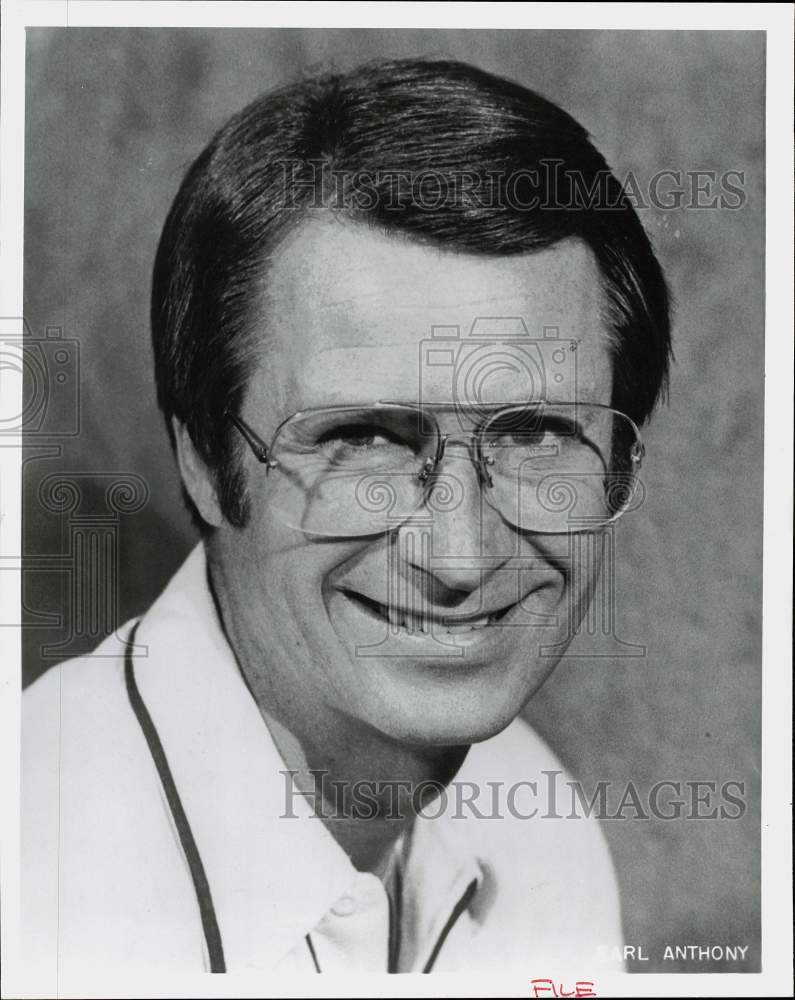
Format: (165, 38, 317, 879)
(22, 544, 624, 988)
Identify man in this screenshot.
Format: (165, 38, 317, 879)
(22, 59, 671, 982)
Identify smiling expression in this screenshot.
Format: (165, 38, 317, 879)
(205, 218, 613, 747)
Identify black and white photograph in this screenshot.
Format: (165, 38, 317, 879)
(1, 3, 792, 997)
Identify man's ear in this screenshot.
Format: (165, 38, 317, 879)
(171, 417, 224, 528)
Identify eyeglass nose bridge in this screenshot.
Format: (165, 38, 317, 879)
(418, 431, 495, 490)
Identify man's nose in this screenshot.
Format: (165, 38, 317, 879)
(400, 449, 515, 596)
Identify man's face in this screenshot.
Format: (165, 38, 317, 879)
(208, 219, 612, 747)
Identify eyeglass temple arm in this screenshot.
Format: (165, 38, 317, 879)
(227, 413, 270, 464)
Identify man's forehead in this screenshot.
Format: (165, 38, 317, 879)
(252, 218, 611, 412)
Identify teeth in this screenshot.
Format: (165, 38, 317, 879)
(445, 615, 491, 633)
(385, 606, 421, 632)
(380, 603, 498, 634)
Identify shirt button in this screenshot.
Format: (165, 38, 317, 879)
(331, 894, 357, 917)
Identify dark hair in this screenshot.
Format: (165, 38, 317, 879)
(151, 58, 672, 532)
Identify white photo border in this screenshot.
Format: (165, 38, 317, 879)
(1, 3, 791, 997)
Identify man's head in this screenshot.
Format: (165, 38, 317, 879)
(151, 59, 670, 746)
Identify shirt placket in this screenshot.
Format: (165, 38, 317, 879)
(306, 872, 391, 973)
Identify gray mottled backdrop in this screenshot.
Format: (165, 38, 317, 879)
(22, 29, 764, 972)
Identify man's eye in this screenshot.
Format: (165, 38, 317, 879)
(490, 417, 570, 446)
(314, 424, 419, 465)
(501, 431, 560, 456)
(505, 425, 548, 445)
(319, 425, 393, 449)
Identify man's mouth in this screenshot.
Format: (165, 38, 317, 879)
(341, 591, 517, 634)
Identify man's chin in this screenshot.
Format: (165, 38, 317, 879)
(327, 596, 565, 745)
(350, 671, 544, 749)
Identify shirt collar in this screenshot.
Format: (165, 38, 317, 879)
(398, 805, 484, 971)
(130, 543, 485, 971)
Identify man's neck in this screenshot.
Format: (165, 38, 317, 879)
(261, 705, 467, 876)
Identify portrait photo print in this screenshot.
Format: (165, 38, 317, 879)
(5, 14, 780, 999)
